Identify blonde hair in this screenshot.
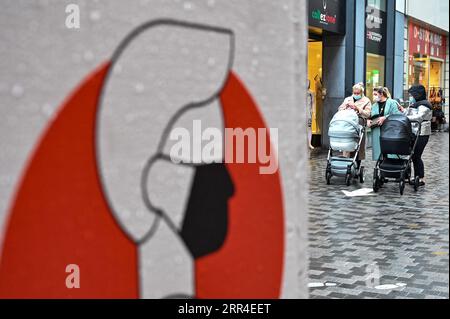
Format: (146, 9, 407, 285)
(352, 83, 365, 95)
(374, 86, 390, 98)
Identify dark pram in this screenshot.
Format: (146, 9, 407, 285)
(373, 114, 421, 195)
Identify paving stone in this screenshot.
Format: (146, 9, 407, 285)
(307, 133, 449, 299)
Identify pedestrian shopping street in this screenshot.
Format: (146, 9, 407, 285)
(307, 132, 449, 299)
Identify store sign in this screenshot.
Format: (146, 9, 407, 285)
(366, 6, 387, 55)
(308, 0, 345, 34)
(408, 22, 447, 60)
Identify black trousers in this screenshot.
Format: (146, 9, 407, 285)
(412, 135, 429, 179)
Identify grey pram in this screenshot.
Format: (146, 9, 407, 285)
(325, 109, 365, 185)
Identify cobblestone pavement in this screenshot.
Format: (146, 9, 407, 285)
(307, 132, 449, 299)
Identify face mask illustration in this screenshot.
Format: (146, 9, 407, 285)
(141, 158, 234, 298)
(0, 20, 284, 299)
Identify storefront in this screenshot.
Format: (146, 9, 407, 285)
(307, 36, 323, 147)
(308, 0, 345, 147)
(408, 21, 447, 96)
(306, 0, 448, 149)
(365, 0, 387, 99)
(407, 20, 447, 129)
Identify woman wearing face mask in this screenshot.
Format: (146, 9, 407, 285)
(338, 82, 371, 164)
(367, 86, 401, 161)
(398, 84, 432, 187)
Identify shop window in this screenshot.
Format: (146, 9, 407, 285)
(408, 55, 429, 91)
(429, 60, 442, 89)
(365, 0, 386, 100)
(366, 53, 385, 99)
(307, 40, 323, 136)
(367, 0, 386, 11)
(409, 56, 444, 96)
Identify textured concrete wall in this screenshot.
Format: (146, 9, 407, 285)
(322, 35, 346, 148)
(406, 0, 449, 32)
(354, 0, 366, 85)
(393, 11, 405, 100)
(0, 0, 308, 298)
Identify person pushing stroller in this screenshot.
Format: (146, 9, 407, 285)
(326, 83, 370, 186)
(337, 83, 372, 166)
(397, 84, 432, 187)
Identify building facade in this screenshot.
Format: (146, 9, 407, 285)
(308, 0, 449, 147)
(402, 0, 449, 131)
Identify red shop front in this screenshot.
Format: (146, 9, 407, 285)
(408, 21, 447, 103)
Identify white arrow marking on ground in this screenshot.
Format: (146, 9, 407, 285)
(342, 188, 375, 197)
(375, 283, 407, 290)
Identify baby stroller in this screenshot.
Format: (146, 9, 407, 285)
(373, 114, 421, 195)
(326, 109, 365, 186)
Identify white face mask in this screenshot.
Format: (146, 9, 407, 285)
(373, 95, 380, 102)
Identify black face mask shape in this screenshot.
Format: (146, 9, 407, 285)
(180, 163, 235, 259)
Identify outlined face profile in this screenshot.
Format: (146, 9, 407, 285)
(98, 20, 236, 298)
(0, 19, 285, 299)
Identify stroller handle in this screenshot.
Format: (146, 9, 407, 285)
(410, 120, 422, 135)
(357, 115, 368, 127)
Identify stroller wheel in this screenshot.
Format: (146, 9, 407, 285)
(345, 173, 351, 186)
(413, 176, 420, 191)
(406, 166, 412, 182)
(359, 166, 365, 183)
(326, 171, 332, 185)
(399, 179, 405, 195)
(373, 169, 379, 192)
(373, 177, 379, 192)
